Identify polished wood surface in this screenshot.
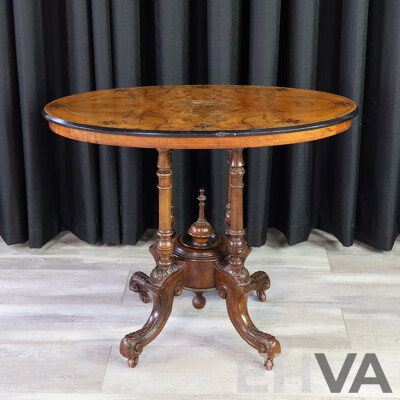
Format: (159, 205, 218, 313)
(43, 85, 358, 370)
(121, 150, 280, 370)
(44, 85, 357, 149)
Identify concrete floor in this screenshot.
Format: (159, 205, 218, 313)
(0, 228, 399, 399)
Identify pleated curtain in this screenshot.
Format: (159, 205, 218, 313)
(0, 0, 399, 251)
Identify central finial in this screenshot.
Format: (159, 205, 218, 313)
(187, 188, 215, 246)
(198, 188, 206, 222)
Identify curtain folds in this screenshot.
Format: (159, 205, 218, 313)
(0, 0, 399, 251)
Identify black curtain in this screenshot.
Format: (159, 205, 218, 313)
(0, 0, 399, 251)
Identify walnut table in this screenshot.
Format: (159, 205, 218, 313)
(43, 85, 358, 370)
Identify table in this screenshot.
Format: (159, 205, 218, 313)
(43, 85, 358, 370)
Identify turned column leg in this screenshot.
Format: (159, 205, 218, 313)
(216, 148, 280, 369)
(120, 149, 186, 368)
(223, 149, 269, 302)
(152, 149, 175, 280)
(224, 148, 250, 284)
(224, 149, 232, 235)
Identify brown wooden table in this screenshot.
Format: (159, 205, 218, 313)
(43, 85, 358, 370)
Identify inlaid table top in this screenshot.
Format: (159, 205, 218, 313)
(43, 85, 358, 149)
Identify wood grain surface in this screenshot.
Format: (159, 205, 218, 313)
(43, 85, 358, 149)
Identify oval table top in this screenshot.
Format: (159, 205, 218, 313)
(43, 85, 358, 149)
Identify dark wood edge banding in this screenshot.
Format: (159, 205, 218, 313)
(43, 107, 358, 138)
(48, 119, 353, 149)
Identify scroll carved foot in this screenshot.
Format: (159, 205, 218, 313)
(192, 292, 206, 309)
(120, 265, 186, 367)
(215, 262, 280, 368)
(251, 271, 270, 302)
(129, 271, 151, 303)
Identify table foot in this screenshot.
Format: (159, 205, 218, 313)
(251, 271, 270, 302)
(127, 357, 139, 368)
(215, 263, 281, 368)
(265, 358, 274, 370)
(120, 265, 185, 366)
(192, 292, 206, 309)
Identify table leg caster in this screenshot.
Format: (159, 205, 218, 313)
(264, 358, 274, 370)
(128, 357, 139, 368)
(192, 292, 206, 309)
(257, 291, 267, 302)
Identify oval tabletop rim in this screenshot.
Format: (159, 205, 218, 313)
(43, 85, 358, 138)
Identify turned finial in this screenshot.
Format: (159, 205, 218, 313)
(198, 188, 206, 221)
(187, 188, 215, 246)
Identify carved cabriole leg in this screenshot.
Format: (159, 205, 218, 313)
(215, 267, 280, 368)
(120, 269, 185, 367)
(120, 149, 186, 368)
(216, 148, 280, 369)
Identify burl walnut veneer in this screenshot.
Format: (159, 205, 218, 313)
(43, 85, 358, 370)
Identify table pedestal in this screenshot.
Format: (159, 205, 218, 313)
(120, 148, 281, 370)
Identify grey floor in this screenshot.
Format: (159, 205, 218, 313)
(0, 228, 399, 399)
